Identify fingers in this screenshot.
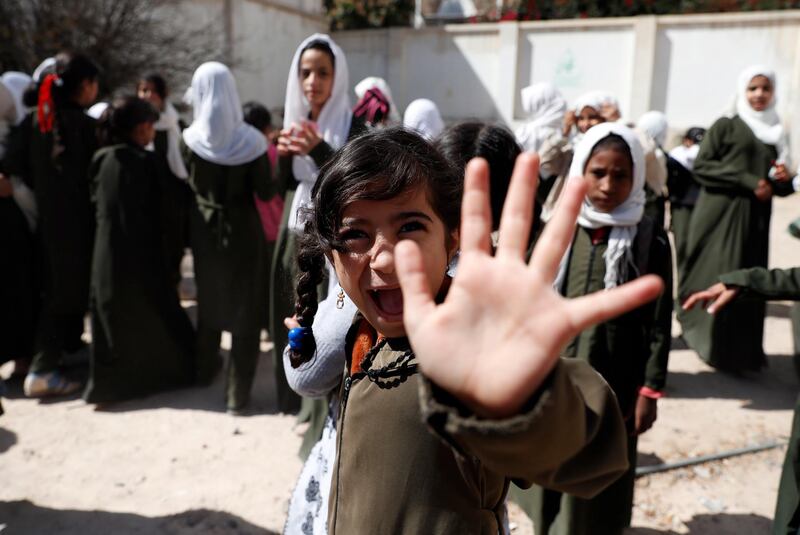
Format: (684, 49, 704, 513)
(395, 240, 436, 334)
(496, 153, 539, 261)
(283, 316, 301, 330)
(566, 275, 663, 333)
(682, 290, 712, 311)
(529, 175, 586, 280)
(459, 158, 492, 255)
(707, 288, 739, 315)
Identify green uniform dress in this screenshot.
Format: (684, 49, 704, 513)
(152, 129, 192, 286)
(183, 143, 273, 410)
(677, 116, 794, 372)
(327, 330, 630, 534)
(708, 266, 800, 535)
(0, 187, 38, 363)
(269, 116, 365, 418)
(4, 106, 97, 373)
(86, 144, 194, 403)
(513, 218, 673, 535)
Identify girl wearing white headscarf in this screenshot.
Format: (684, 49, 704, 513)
(182, 61, 272, 414)
(403, 98, 444, 140)
(519, 122, 672, 535)
(270, 34, 366, 416)
(354, 76, 400, 124)
(515, 82, 566, 154)
(678, 65, 795, 373)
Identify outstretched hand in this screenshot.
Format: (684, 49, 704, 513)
(682, 282, 739, 315)
(395, 154, 663, 419)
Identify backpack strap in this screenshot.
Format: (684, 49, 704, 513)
(633, 215, 655, 277)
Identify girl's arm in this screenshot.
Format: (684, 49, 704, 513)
(283, 292, 358, 398)
(693, 117, 762, 192)
(683, 267, 800, 315)
(251, 153, 274, 201)
(396, 154, 663, 419)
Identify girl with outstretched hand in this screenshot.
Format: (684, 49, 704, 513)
(287, 126, 662, 533)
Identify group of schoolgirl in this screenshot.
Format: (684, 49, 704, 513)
(274, 34, 672, 535)
(0, 52, 285, 414)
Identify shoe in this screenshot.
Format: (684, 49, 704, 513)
(788, 218, 800, 239)
(23, 372, 82, 397)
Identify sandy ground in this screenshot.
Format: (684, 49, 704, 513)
(2, 193, 800, 535)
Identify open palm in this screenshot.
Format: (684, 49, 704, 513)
(395, 154, 663, 418)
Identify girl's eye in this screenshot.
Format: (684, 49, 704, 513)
(591, 169, 606, 179)
(399, 221, 426, 234)
(339, 228, 368, 242)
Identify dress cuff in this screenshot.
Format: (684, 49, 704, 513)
(638, 386, 664, 399)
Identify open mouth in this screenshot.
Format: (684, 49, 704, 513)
(368, 288, 404, 319)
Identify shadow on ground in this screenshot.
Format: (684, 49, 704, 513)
(626, 512, 772, 534)
(0, 427, 17, 454)
(1, 349, 284, 416)
(0, 500, 279, 534)
(665, 352, 797, 411)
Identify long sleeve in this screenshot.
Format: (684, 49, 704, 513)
(283, 292, 358, 398)
(719, 267, 800, 301)
(693, 117, 761, 192)
(420, 358, 628, 499)
(643, 228, 673, 391)
(251, 153, 274, 201)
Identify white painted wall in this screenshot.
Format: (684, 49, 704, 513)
(335, 11, 800, 154)
(169, 0, 326, 111)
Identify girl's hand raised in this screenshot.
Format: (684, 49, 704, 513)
(395, 154, 663, 419)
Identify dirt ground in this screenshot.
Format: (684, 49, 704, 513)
(1, 193, 799, 535)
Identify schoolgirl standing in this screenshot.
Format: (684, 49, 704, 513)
(86, 96, 195, 403)
(270, 34, 366, 415)
(678, 65, 795, 372)
(287, 126, 664, 534)
(138, 73, 192, 287)
(182, 62, 272, 413)
(524, 123, 672, 535)
(5, 52, 100, 397)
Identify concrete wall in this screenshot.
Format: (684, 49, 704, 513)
(171, 0, 326, 109)
(335, 10, 800, 151)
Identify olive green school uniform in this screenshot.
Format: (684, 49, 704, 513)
(4, 106, 98, 372)
(183, 143, 273, 409)
(512, 217, 673, 535)
(86, 144, 194, 403)
(677, 116, 794, 372)
(152, 129, 192, 286)
(327, 333, 630, 534)
(704, 266, 800, 535)
(269, 116, 366, 418)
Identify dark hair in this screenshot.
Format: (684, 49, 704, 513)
(139, 73, 168, 99)
(435, 121, 521, 231)
(53, 51, 100, 106)
(242, 101, 272, 132)
(299, 40, 335, 70)
(96, 95, 159, 147)
(289, 127, 461, 367)
(685, 127, 706, 145)
(585, 133, 634, 172)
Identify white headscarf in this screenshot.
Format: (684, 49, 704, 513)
(355, 76, 400, 122)
(1, 72, 32, 125)
(669, 144, 700, 172)
(284, 34, 352, 232)
(182, 62, 266, 167)
(732, 65, 788, 162)
(637, 110, 668, 147)
(153, 101, 189, 179)
(403, 99, 445, 140)
(554, 122, 646, 290)
(515, 82, 566, 154)
(87, 101, 109, 120)
(32, 57, 56, 83)
(573, 91, 617, 116)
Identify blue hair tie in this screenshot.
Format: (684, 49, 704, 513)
(288, 326, 313, 352)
